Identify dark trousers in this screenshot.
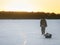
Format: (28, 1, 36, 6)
(41, 27, 45, 34)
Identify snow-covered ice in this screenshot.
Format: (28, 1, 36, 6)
(0, 19, 60, 45)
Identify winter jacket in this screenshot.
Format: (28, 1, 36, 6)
(40, 19, 47, 27)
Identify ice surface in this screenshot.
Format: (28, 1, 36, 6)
(0, 19, 60, 45)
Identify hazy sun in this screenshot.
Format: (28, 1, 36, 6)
(2, 0, 36, 12)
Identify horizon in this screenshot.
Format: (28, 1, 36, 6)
(0, 11, 60, 14)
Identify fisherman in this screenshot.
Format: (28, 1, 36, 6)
(40, 18, 47, 35)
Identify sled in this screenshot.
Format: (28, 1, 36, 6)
(44, 33, 52, 38)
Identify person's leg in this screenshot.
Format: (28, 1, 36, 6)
(43, 27, 45, 34)
(41, 27, 45, 34)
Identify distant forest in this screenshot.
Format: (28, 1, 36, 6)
(0, 11, 60, 19)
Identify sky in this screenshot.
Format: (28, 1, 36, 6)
(0, 0, 60, 13)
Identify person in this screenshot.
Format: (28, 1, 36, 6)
(40, 18, 47, 35)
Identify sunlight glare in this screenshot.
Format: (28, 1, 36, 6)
(3, 0, 36, 12)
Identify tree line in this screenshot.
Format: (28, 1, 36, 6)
(0, 11, 60, 19)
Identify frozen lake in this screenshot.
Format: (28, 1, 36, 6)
(0, 19, 60, 45)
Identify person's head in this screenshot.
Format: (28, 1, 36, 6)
(41, 18, 46, 21)
(41, 16, 46, 19)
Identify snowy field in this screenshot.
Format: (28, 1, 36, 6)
(0, 19, 60, 45)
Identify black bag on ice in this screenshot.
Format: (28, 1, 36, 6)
(44, 33, 52, 38)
